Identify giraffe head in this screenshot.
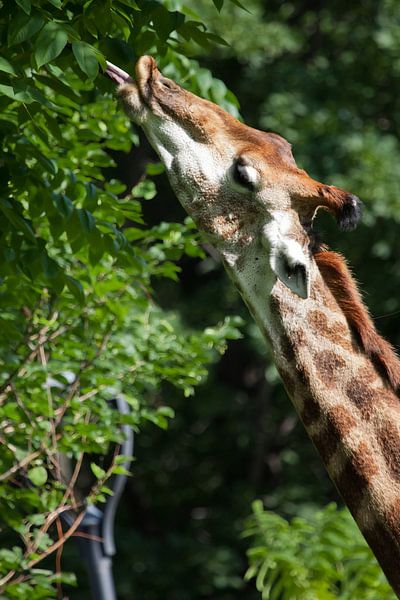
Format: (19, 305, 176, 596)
(107, 56, 361, 299)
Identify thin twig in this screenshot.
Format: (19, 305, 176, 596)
(61, 452, 84, 508)
(28, 510, 85, 568)
(0, 450, 42, 482)
(0, 510, 85, 590)
(55, 517, 64, 600)
(38, 343, 60, 479)
(72, 531, 103, 543)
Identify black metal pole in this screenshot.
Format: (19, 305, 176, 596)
(62, 396, 134, 600)
(74, 506, 117, 600)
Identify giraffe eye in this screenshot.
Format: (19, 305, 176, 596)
(233, 159, 258, 191)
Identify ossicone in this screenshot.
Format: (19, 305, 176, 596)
(319, 185, 362, 231)
(292, 173, 363, 232)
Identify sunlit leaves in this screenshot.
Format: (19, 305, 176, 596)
(0, 83, 35, 102)
(28, 466, 48, 486)
(91, 463, 106, 479)
(0, 1, 246, 597)
(243, 502, 395, 600)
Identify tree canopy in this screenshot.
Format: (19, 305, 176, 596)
(0, 0, 399, 598)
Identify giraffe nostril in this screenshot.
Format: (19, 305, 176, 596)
(159, 78, 175, 91)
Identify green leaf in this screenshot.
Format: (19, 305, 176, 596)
(42, 111, 62, 140)
(65, 275, 85, 304)
(34, 73, 80, 102)
(0, 199, 36, 240)
(152, 7, 185, 41)
(228, 0, 251, 12)
(90, 463, 106, 479)
(206, 33, 229, 47)
(28, 466, 48, 486)
(54, 194, 74, 219)
(34, 22, 68, 68)
(146, 162, 164, 175)
(15, 0, 31, 14)
(77, 208, 96, 232)
(42, 254, 61, 280)
(8, 13, 45, 46)
(212, 0, 224, 11)
(72, 41, 100, 79)
(0, 57, 18, 75)
(157, 406, 175, 419)
(0, 547, 22, 568)
(0, 83, 35, 102)
(29, 145, 58, 174)
(112, 465, 132, 476)
(47, 0, 62, 7)
(132, 180, 157, 200)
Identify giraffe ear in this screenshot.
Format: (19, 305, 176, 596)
(269, 238, 310, 299)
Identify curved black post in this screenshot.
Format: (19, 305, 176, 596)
(74, 505, 117, 600)
(62, 396, 134, 600)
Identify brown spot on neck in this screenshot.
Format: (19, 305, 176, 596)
(346, 378, 376, 421)
(314, 350, 346, 389)
(311, 405, 357, 465)
(352, 440, 379, 482)
(308, 309, 353, 351)
(335, 457, 370, 516)
(301, 394, 322, 427)
(377, 421, 400, 483)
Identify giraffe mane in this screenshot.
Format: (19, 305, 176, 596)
(314, 246, 400, 394)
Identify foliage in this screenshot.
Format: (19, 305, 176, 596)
(243, 501, 395, 600)
(0, 0, 242, 597)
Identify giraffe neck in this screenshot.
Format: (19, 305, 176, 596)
(223, 244, 400, 597)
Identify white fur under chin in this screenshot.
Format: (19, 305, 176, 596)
(142, 116, 228, 196)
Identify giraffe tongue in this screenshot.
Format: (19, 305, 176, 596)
(105, 61, 133, 85)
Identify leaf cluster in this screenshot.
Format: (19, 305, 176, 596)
(243, 501, 395, 600)
(0, 0, 243, 597)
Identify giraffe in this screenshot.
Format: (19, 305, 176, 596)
(106, 57, 400, 596)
